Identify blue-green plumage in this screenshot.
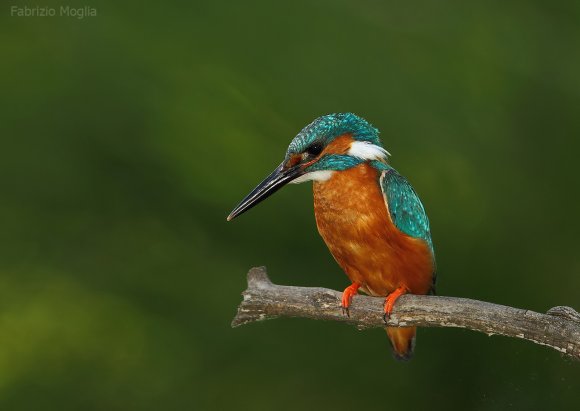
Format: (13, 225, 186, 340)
(372, 161, 434, 254)
(306, 154, 363, 172)
(286, 113, 380, 158)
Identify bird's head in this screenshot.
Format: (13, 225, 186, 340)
(227, 113, 389, 221)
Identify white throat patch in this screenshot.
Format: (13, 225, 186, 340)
(347, 141, 390, 161)
(290, 170, 334, 184)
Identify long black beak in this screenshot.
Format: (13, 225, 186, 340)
(227, 162, 303, 221)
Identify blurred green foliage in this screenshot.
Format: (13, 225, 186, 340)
(1, 0, 580, 409)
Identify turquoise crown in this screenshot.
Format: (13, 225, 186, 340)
(286, 113, 381, 158)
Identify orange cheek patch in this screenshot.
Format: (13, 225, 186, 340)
(321, 134, 355, 156)
(286, 154, 303, 168)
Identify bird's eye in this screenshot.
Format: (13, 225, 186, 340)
(305, 142, 323, 156)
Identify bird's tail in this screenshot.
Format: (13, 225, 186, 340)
(386, 326, 416, 361)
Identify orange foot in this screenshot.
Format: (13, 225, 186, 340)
(383, 286, 408, 323)
(341, 283, 360, 317)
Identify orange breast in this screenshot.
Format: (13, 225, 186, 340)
(313, 163, 434, 296)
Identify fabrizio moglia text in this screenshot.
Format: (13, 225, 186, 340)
(10, 5, 97, 19)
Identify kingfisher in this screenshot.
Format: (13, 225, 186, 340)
(227, 113, 436, 360)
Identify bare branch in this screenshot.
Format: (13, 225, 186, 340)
(232, 267, 580, 360)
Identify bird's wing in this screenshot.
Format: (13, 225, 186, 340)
(378, 167, 433, 253)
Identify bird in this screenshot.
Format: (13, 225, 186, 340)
(227, 113, 435, 360)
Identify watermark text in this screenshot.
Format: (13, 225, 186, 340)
(10, 5, 97, 19)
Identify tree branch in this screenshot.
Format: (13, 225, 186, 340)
(232, 267, 580, 360)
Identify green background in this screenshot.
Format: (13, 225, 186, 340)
(1, 0, 579, 409)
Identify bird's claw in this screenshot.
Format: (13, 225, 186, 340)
(383, 285, 408, 324)
(341, 305, 350, 317)
(340, 283, 359, 318)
